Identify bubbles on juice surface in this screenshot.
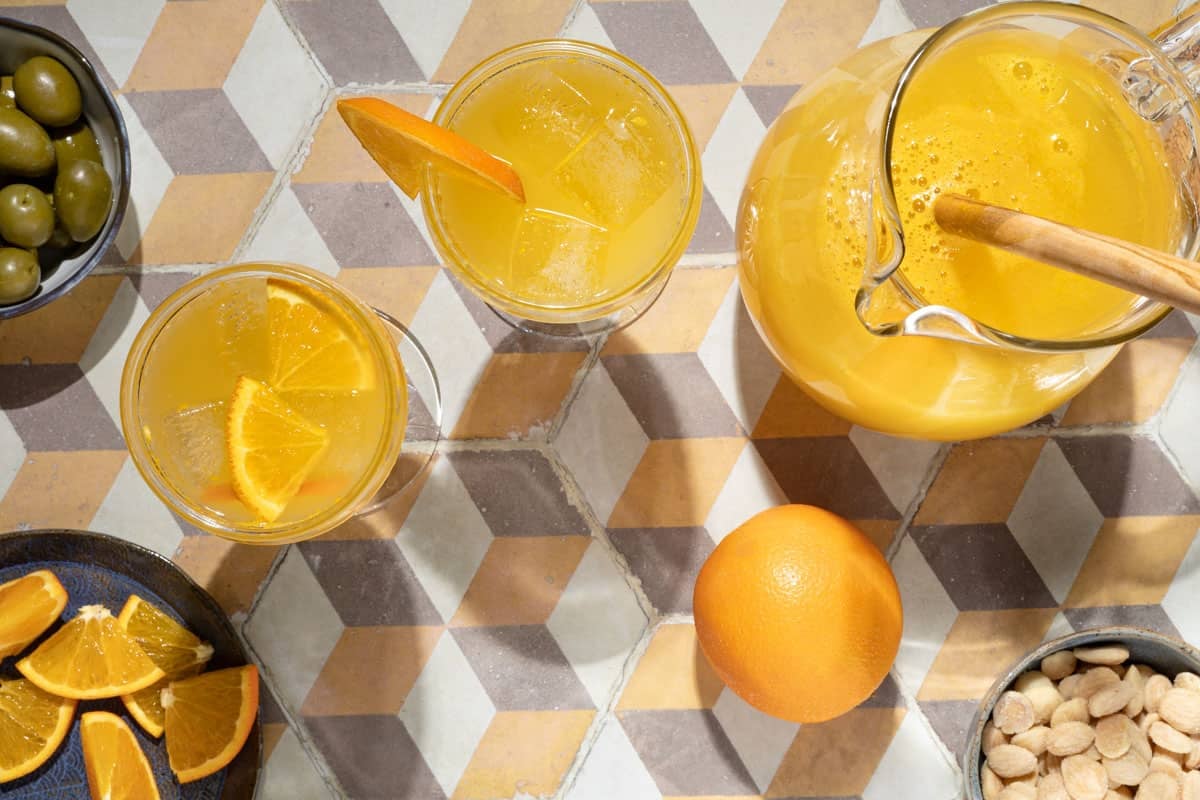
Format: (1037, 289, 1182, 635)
(157, 401, 230, 497)
(497, 68, 595, 175)
(511, 208, 609, 304)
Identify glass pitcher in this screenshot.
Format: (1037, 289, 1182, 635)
(737, 1, 1200, 441)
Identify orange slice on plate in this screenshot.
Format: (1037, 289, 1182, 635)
(226, 376, 330, 522)
(0, 569, 68, 659)
(81, 711, 161, 800)
(16, 604, 165, 700)
(163, 665, 259, 783)
(266, 278, 376, 393)
(0, 678, 76, 783)
(337, 96, 525, 201)
(118, 595, 214, 738)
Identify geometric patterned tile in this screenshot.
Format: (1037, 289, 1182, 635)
(375, 0, 472, 80)
(88, 457, 185, 557)
(1065, 515, 1200, 608)
(446, 450, 589, 537)
(754, 437, 899, 520)
(914, 438, 1045, 525)
(134, 172, 273, 264)
(0, 364, 124, 451)
(688, 0, 786, 80)
(0, 413, 25, 503)
(696, 283, 782, 433)
(603, 353, 745, 439)
(305, 714, 445, 800)
(429, 0, 575, 84)
(113, 92, 176, 260)
(848, 426, 944, 517)
(704, 440, 788, 544)
(608, 526, 715, 615)
(240, 185, 341, 277)
(619, 709, 758, 796)
(450, 536, 589, 626)
(897, 0, 990, 28)
(618, 624, 724, 711)
(0, 275, 124, 365)
(292, 182, 436, 268)
(257, 727, 333, 800)
(1162, 349, 1200, 492)
(451, 625, 595, 712)
(1063, 604, 1182, 637)
(124, 0, 262, 91)
(450, 351, 588, 440)
(861, 710, 960, 800)
(742, 83, 800, 127)
(299, 539, 443, 626)
(173, 535, 282, 616)
(712, 687, 800, 793)
(563, 715, 662, 800)
(281, 0, 424, 85)
(909, 523, 1058, 611)
(301, 625, 442, 717)
(452, 710, 595, 800)
(592, 2, 735, 85)
(0, 450, 126, 532)
(687, 188, 737, 253)
(0, 5, 116, 89)
(918, 698, 978, 763)
(609, 437, 746, 528)
(887, 537, 959, 696)
(744, 0, 881, 85)
(124, 89, 272, 174)
(917, 608, 1057, 702)
(1060, 338, 1194, 426)
(765, 707, 905, 798)
(601, 268, 735, 358)
(1163, 529, 1200, 644)
(1058, 435, 1200, 516)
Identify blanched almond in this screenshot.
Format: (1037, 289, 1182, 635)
(1093, 683, 1139, 718)
(1146, 715, 1167, 735)
(990, 744, 1039, 778)
(1148, 677, 1174, 714)
(1186, 739, 1200, 771)
(1162, 691, 1200, 735)
(1152, 722, 1195, 755)
(1076, 646, 1131, 666)
(1064, 754, 1111, 800)
(998, 786, 1037, 800)
(1061, 674, 1083, 700)
(1096, 715, 1134, 759)
(1182, 770, 1200, 800)
(1051, 722, 1098, 757)
(997, 691, 1039, 735)
(1177, 674, 1200, 694)
(1054, 698, 1092, 727)
(1013, 726, 1053, 756)
(1134, 727, 1156, 761)
(1038, 771, 1070, 800)
(1135, 770, 1181, 799)
(982, 762, 1005, 800)
(1043, 651, 1079, 681)
(1127, 668, 1147, 717)
(985, 721, 1010, 755)
(1080, 668, 1124, 700)
(1106, 750, 1151, 786)
(1150, 753, 1184, 779)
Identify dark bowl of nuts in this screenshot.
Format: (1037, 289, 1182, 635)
(966, 627, 1200, 800)
(0, 16, 130, 320)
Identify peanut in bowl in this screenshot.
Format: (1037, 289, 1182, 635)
(965, 627, 1200, 800)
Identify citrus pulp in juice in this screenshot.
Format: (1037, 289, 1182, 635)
(738, 27, 1183, 439)
(427, 44, 697, 320)
(124, 264, 407, 540)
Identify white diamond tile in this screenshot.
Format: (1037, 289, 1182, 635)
(712, 687, 798, 793)
(408, 270, 493, 433)
(850, 427, 942, 516)
(225, 1, 328, 169)
(67, 0, 164, 88)
(891, 536, 958, 695)
(398, 632, 495, 797)
(392, 182, 437, 256)
(1162, 523, 1200, 643)
(862, 712, 959, 800)
(704, 441, 785, 544)
(241, 185, 340, 276)
(563, 714, 662, 800)
(690, 0, 785, 80)
(555, 365, 649, 526)
(80, 276, 149, 425)
(701, 88, 765, 228)
(394, 456, 492, 623)
(859, 0, 915, 47)
(89, 457, 184, 557)
(257, 727, 332, 800)
(245, 547, 345, 712)
(1043, 611, 1075, 644)
(1007, 441, 1104, 604)
(377, 0, 471, 80)
(561, 3, 616, 49)
(0, 412, 26, 503)
(548, 541, 649, 709)
(1162, 350, 1200, 491)
(114, 93, 174, 260)
(697, 283, 780, 433)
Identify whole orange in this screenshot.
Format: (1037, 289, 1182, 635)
(693, 504, 903, 723)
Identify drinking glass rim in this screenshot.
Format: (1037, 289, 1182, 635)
(119, 262, 407, 544)
(421, 38, 704, 323)
(875, 1, 1186, 351)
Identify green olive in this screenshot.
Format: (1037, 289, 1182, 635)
(51, 121, 101, 168)
(0, 184, 54, 248)
(43, 220, 73, 251)
(54, 159, 111, 242)
(0, 77, 13, 110)
(0, 107, 54, 177)
(13, 56, 81, 127)
(0, 246, 39, 305)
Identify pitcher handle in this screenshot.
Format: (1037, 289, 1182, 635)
(1155, 4, 1200, 90)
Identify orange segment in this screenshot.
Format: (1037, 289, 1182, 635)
(0, 569, 68, 659)
(266, 279, 376, 393)
(337, 96, 525, 201)
(226, 376, 330, 522)
(81, 711, 161, 800)
(16, 605, 165, 700)
(118, 596, 213, 738)
(0, 679, 76, 784)
(163, 665, 259, 783)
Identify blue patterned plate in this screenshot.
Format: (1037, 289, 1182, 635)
(0, 530, 260, 799)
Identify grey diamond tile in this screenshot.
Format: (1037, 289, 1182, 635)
(130, 272, 197, 313)
(293, 182, 435, 267)
(743, 84, 800, 127)
(124, 89, 272, 174)
(687, 187, 735, 254)
(910, 523, 1058, 611)
(305, 714, 445, 800)
(298, 539, 442, 626)
(450, 625, 594, 711)
(1064, 604, 1181, 638)
(0, 364, 123, 451)
(603, 352, 743, 439)
(919, 699, 977, 763)
(0, 7, 116, 90)
(1058, 435, 1200, 516)
(446, 450, 588, 537)
(899, 0, 991, 28)
(754, 437, 899, 519)
(446, 272, 592, 354)
(619, 708, 758, 796)
(592, 1, 736, 84)
(282, 0, 424, 85)
(607, 526, 714, 615)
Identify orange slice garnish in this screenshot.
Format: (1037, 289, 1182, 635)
(266, 278, 376, 393)
(0, 678, 76, 784)
(163, 665, 259, 783)
(0, 569, 68, 660)
(337, 96, 525, 201)
(81, 711, 161, 800)
(16, 604, 165, 700)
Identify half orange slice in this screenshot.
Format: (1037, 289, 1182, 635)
(163, 665, 259, 783)
(0, 678, 76, 783)
(0, 569, 68, 659)
(81, 711, 161, 800)
(337, 96, 525, 201)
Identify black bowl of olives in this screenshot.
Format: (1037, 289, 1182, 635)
(0, 17, 129, 319)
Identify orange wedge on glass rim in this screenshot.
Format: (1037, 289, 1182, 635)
(0, 569, 68, 659)
(163, 665, 259, 783)
(16, 604, 165, 700)
(0, 678, 76, 783)
(337, 96, 525, 201)
(81, 711, 161, 800)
